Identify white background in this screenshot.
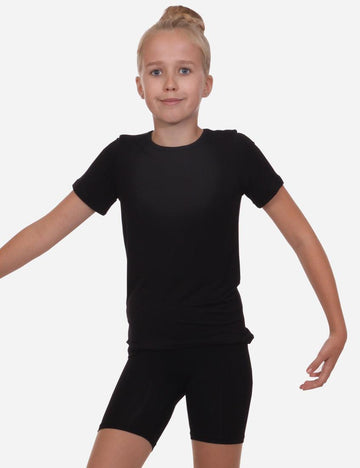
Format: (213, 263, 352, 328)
(1, 1, 358, 466)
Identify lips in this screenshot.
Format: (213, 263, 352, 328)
(161, 98, 183, 106)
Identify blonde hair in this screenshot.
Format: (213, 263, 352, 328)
(137, 5, 211, 76)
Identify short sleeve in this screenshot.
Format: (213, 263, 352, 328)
(237, 132, 284, 208)
(72, 139, 119, 216)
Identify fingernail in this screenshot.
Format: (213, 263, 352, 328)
(308, 368, 312, 373)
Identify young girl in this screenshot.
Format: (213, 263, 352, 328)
(0, 5, 347, 468)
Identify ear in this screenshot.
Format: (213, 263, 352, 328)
(135, 76, 145, 99)
(202, 74, 213, 98)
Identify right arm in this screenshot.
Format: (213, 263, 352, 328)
(0, 190, 95, 279)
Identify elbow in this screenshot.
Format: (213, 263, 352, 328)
(291, 230, 322, 255)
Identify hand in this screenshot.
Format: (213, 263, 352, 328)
(299, 332, 347, 391)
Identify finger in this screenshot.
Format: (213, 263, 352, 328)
(300, 378, 325, 390)
(301, 360, 334, 390)
(316, 359, 334, 385)
(306, 356, 323, 374)
(307, 378, 326, 389)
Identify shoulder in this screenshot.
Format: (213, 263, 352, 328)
(112, 131, 151, 156)
(209, 128, 254, 145)
(97, 131, 149, 159)
(118, 131, 149, 145)
(207, 129, 258, 156)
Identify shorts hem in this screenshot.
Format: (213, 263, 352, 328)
(98, 423, 156, 450)
(190, 433, 244, 445)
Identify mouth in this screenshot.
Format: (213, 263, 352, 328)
(161, 98, 183, 105)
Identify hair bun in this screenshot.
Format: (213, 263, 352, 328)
(159, 5, 205, 33)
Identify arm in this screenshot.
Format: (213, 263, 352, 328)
(0, 190, 95, 279)
(262, 185, 347, 390)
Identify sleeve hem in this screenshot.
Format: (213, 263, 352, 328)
(72, 182, 107, 216)
(255, 178, 284, 208)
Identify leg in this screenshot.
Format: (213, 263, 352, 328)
(90, 349, 186, 466)
(86, 428, 152, 468)
(191, 439, 243, 468)
(186, 343, 253, 468)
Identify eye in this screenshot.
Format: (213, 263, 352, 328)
(149, 67, 192, 76)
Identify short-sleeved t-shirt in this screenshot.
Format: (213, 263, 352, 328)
(72, 128, 284, 353)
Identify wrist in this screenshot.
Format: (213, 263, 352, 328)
(329, 327, 347, 342)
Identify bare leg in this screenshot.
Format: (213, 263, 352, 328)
(86, 428, 153, 468)
(191, 439, 243, 468)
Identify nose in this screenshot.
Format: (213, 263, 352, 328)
(163, 73, 177, 91)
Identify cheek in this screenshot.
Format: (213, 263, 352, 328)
(188, 85, 204, 101)
(186, 77, 205, 94)
(141, 86, 153, 101)
(144, 81, 159, 97)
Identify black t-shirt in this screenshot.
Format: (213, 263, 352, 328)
(72, 128, 284, 353)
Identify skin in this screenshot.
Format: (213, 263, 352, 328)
(1, 25, 347, 468)
(135, 28, 213, 148)
(263, 188, 347, 390)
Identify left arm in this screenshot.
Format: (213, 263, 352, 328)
(262, 185, 347, 391)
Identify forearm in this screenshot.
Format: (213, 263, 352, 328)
(0, 220, 52, 279)
(1, 191, 96, 280)
(293, 235, 347, 338)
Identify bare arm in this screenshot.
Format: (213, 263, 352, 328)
(0, 190, 95, 279)
(262, 185, 347, 336)
(262, 185, 347, 390)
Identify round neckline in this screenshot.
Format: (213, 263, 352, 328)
(145, 128, 209, 152)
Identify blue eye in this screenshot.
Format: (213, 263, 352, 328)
(150, 67, 191, 76)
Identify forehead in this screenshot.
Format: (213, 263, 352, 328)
(143, 29, 202, 65)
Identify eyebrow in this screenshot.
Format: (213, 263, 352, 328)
(145, 60, 196, 68)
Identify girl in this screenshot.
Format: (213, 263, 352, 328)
(0, 5, 347, 468)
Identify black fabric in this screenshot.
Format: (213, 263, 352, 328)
(72, 128, 284, 353)
(98, 342, 253, 449)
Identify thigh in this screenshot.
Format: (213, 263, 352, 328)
(86, 428, 152, 468)
(98, 350, 187, 450)
(191, 439, 243, 468)
(185, 343, 253, 445)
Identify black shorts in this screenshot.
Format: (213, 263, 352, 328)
(98, 342, 253, 450)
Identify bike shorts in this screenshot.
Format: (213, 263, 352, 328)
(98, 342, 253, 450)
